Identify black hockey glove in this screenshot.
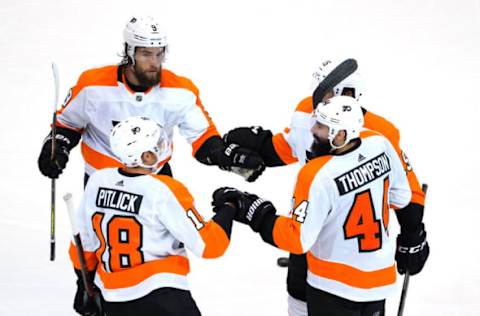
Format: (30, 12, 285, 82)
(223, 127, 286, 167)
(395, 223, 430, 276)
(223, 126, 271, 152)
(73, 270, 103, 316)
(237, 192, 275, 232)
(38, 134, 71, 179)
(214, 188, 275, 232)
(212, 187, 244, 213)
(220, 144, 265, 182)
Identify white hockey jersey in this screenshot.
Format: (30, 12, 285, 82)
(271, 130, 412, 302)
(56, 65, 219, 175)
(69, 168, 230, 302)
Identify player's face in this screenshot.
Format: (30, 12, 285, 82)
(310, 122, 332, 157)
(141, 151, 158, 166)
(311, 122, 329, 141)
(133, 47, 166, 87)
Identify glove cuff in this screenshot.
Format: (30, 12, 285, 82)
(74, 268, 96, 286)
(248, 200, 276, 232)
(397, 223, 427, 249)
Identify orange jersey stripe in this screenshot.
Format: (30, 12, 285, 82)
(98, 255, 190, 289)
(58, 65, 119, 115)
(150, 175, 196, 210)
(272, 216, 303, 254)
(69, 242, 98, 271)
(272, 132, 298, 165)
(359, 129, 381, 139)
(364, 111, 425, 206)
(292, 155, 334, 207)
(307, 252, 397, 289)
(191, 126, 220, 155)
(272, 156, 333, 253)
(199, 221, 230, 258)
(364, 111, 400, 145)
(295, 96, 314, 114)
(151, 175, 230, 258)
(81, 142, 123, 170)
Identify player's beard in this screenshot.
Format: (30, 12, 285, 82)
(133, 64, 161, 87)
(308, 135, 332, 159)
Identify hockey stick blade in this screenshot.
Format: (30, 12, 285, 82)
(312, 58, 358, 108)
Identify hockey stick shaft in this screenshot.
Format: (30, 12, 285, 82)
(397, 183, 428, 316)
(64, 193, 105, 315)
(63, 193, 95, 297)
(50, 62, 60, 261)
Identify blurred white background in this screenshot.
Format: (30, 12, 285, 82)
(0, 0, 479, 315)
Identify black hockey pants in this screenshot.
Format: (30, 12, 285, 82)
(306, 284, 385, 316)
(102, 287, 201, 316)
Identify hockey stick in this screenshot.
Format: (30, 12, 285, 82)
(50, 62, 60, 261)
(312, 58, 358, 108)
(397, 183, 428, 316)
(63, 193, 104, 315)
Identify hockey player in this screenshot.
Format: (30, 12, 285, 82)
(223, 60, 428, 315)
(214, 96, 430, 315)
(37, 16, 264, 185)
(70, 116, 239, 316)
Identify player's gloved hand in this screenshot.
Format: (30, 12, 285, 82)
(223, 126, 270, 152)
(38, 134, 70, 179)
(233, 191, 276, 232)
(73, 270, 103, 316)
(395, 223, 430, 275)
(211, 187, 244, 213)
(220, 144, 265, 182)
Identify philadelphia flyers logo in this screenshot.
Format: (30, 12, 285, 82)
(131, 127, 141, 135)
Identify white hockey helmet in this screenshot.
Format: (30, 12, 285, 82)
(311, 59, 364, 100)
(123, 16, 168, 64)
(312, 95, 364, 149)
(110, 116, 171, 171)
